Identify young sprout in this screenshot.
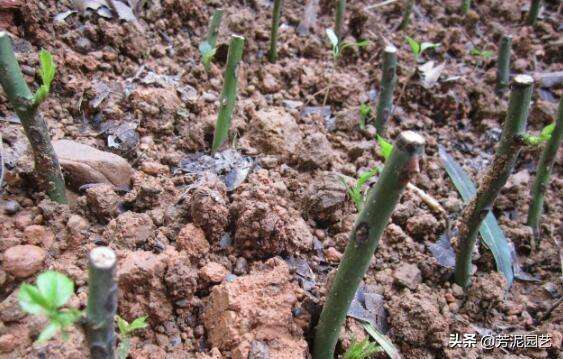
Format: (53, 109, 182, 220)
(268, 0, 283, 63)
(211, 35, 245, 153)
(326, 28, 369, 61)
(523, 122, 556, 146)
(469, 47, 494, 61)
(405, 36, 440, 61)
(454, 75, 533, 289)
(461, 0, 471, 14)
(117, 315, 149, 359)
(18, 271, 81, 343)
(527, 98, 562, 240)
(199, 9, 224, 71)
(85, 247, 118, 358)
(335, 0, 347, 42)
(526, 0, 542, 26)
(374, 45, 398, 135)
(359, 102, 372, 130)
(398, 0, 414, 30)
(343, 338, 382, 359)
(314, 131, 425, 359)
(0, 32, 67, 203)
(495, 35, 512, 94)
(340, 167, 379, 212)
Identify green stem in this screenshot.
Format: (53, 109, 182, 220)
(495, 35, 512, 95)
(313, 131, 425, 359)
(454, 75, 534, 289)
(85, 247, 118, 359)
(211, 35, 245, 153)
(526, 0, 541, 26)
(461, 0, 471, 14)
(206, 8, 224, 48)
(374, 45, 397, 135)
(398, 0, 414, 30)
(268, 0, 283, 63)
(335, 0, 346, 42)
(0, 32, 66, 203)
(527, 97, 563, 239)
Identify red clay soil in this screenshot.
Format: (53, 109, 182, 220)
(0, 0, 561, 358)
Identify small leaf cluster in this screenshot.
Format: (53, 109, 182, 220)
(524, 123, 556, 146)
(405, 36, 440, 60)
(376, 135, 393, 160)
(33, 49, 56, 106)
(326, 28, 370, 61)
(117, 315, 148, 359)
(341, 167, 379, 212)
(18, 271, 81, 343)
(359, 103, 372, 130)
(469, 47, 494, 61)
(343, 338, 382, 359)
(199, 41, 218, 72)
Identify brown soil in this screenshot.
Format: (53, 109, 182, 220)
(0, 0, 561, 358)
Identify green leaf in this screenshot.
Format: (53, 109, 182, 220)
(540, 123, 555, 141)
(36, 322, 61, 344)
(438, 145, 514, 286)
(420, 41, 440, 55)
(54, 308, 81, 328)
(128, 316, 148, 332)
(39, 49, 55, 88)
(355, 39, 370, 48)
(37, 271, 74, 309)
(359, 103, 371, 130)
(343, 338, 382, 359)
(363, 322, 401, 359)
(19, 284, 49, 315)
(405, 36, 420, 57)
(326, 28, 339, 48)
(376, 135, 393, 160)
(116, 315, 130, 335)
(357, 167, 378, 188)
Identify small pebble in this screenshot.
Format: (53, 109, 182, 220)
(3, 201, 21, 215)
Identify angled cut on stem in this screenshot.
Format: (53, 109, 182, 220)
(398, 0, 414, 30)
(85, 247, 118, 359)
(0, 32, 67, 203)
(335, 0, 346, 42)
(374, 45, 398, 135)
(454, 75, 534, 289)
(211, 35, 245, 153)
(268, 0, 283, 63)
(313, 131, 425, 359)
(527, 97, 563, 239)
(526, 0, 542, 26)
(495, 35, 512, 95)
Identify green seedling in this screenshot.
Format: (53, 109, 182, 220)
(314, 131, 425, 358)
(376, 135, 393, 160)
(343, 338, 382, 359)
(405, 36, 440, 60)
(326, 28, 369, 61)
(359, 102, 372, 130)
(199, 9, 224, 71)
(469, 47, 494, 61)
(117, 315, 149, 359)
(523, 122, 555, 146)
(340, 167, 379, 212)
(0, 32, 66, 203)
(18, 271, 81, 343)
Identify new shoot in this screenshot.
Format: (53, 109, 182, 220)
(313, 131, 425, 359)
(211, 35, 245, 153)
(0, 32, 67, 203)
(454, 75, 533, 289)
(117, 315, 149, 359)
(405, 36, 440, 61)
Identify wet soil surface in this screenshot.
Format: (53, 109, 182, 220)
(0, 0, 562, 358)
